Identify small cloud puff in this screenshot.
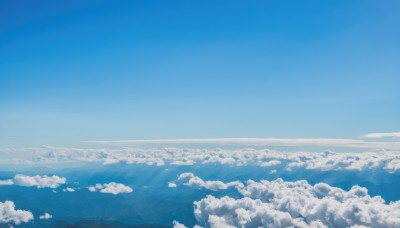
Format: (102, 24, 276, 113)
(3, 146, 400, 173)
(63, 187, 75, 192)
(39, 213, 52, 220)
(88, 182, 132, 195)
(0, 201, 33, 225)
(269, 169, 277, 174)
(175, 172, 243, 191)
(0, 174, 66, 188)
(172, 220, 187, 228)
(168, 182, 177, 188)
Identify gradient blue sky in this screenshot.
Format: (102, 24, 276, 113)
(1, 0, 399, 147)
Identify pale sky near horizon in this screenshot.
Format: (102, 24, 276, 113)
(1, 0, 399, 147)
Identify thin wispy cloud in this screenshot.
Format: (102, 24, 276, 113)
(363, 132, 400, 139)
(83, 137, 400, 149)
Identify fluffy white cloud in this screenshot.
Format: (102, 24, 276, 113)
(172, 220, 188, 228)
(39, 212, 52, 220)
(88, 182, 132, 195)
(284, 151, 400, 172)
(193, 178, 400, 228)
(0, 201, 34, 225)
(168, 182, 177, 188)
(63, 187, 75, 192)
(0, 174, 66, 188)
(175, 173, 243, 191)
(2, 146, 400, 173)
(260, 160, 281, 167)
(363, 132, 400, 139)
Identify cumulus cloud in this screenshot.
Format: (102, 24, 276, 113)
(175, 173, 243, 191)
(39, 213, 52, 220)
(168, 182, 177, 188)
(363, 132, 400, 139)
(1, 146, 400, 173)
(88, 182, 133, 195)
(63, 187, 75, 192)
(193, 178, 400, 228)
(172, 220, 188, 228)
(0, 201, 34, 225)
(0, 174, 66, 188)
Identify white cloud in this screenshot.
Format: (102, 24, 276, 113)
(1, 146, 400, 173)
(0, 179, 13, 185)
(170, 160, 195, 166)
(63, 187, 75, 192)
(172, 220, 188, 228)
(176, 173, 243, 191)
(88, 182, 133, 195)
(0, 174, 66, 188)
(363, 132, 400, 139)
(168, 182, 177, 188)
(193, 178, 400, 228)
(39, 213, 52, 220)
(0, 201, 34, 225)
(83, 137, 400, 149)
(260, 160, 281, 167)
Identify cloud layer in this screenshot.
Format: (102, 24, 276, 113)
(192, 178, 400, 228)
(84, 137, 400, 149)
(0, 174, 66, 188)
(0, 201, 34, 225)
(363, 132, 400, 139)
(1, 146, 400, 173)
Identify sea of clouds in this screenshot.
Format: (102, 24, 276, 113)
(1, 146, 399, 173)
(1, 145, 400, 227)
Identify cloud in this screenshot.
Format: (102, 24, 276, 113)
(175, 172, 243, 191)
(170, 160, 195, 166)
(168, 182, 177, 188)
(63, 187, 75, 192)
(260, 160, 281, 167)
(0, 201, 34, 225)
(193, 178, 400, 228)
(2, 147, 400, 173)
(172, 220, 188, 228)
(284, 151, 400, 172)
(0, 174, 66, 188)
(0, 179, 13, 185)
(39, 213, 52, 220)
(88, 182, 133, 195)
(83, 137, 400, 149)
(363, 132, 400, 139)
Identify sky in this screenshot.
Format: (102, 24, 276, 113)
(1, 0, 399, 147)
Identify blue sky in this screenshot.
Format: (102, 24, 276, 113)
(1, 0, 399, 147)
